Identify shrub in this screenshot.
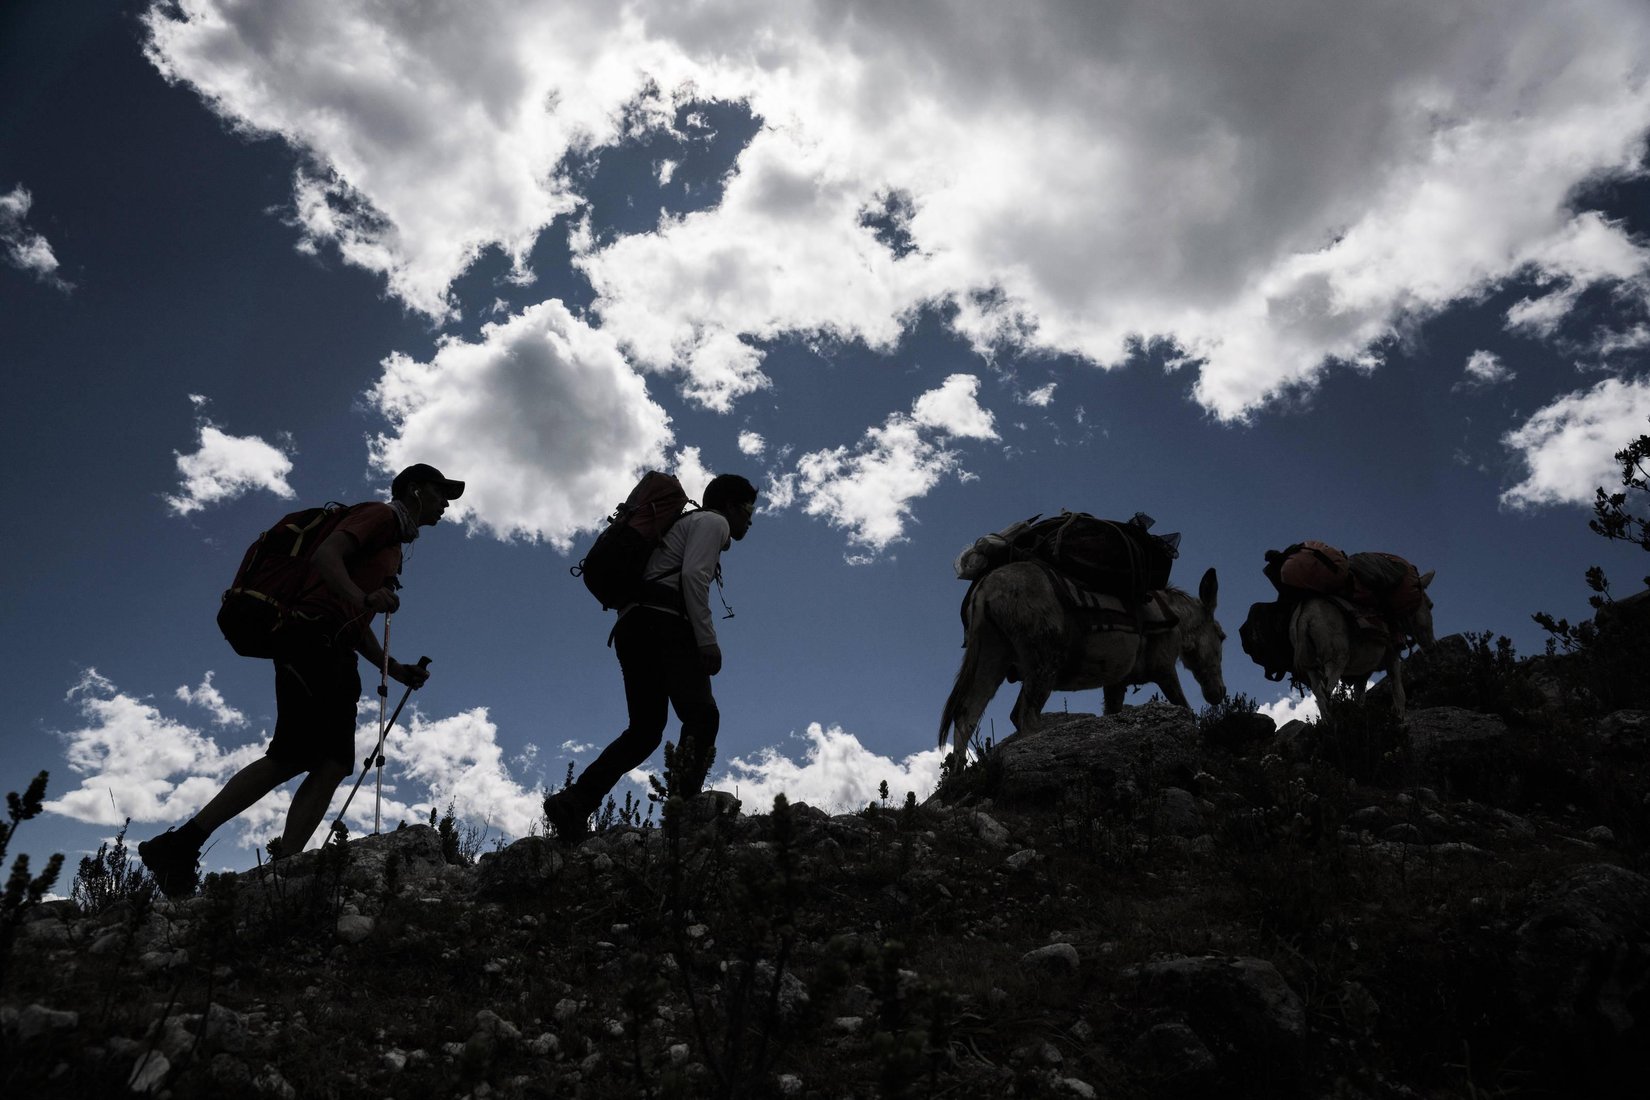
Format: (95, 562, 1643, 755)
(1402, 631, 1549, 719)
(1198, 692, 1275, 752)
(1531, 415, 1650, 712)
(1533, 570, 1650, 712)
(70, 818, 154, 916)
(1311, 698, 1410, 786)
(1, 771, 64, 989)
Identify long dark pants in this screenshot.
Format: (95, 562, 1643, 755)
(568, 607, 719, 814)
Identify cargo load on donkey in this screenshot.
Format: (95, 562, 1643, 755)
(217, 502, 376, 658)
(955, 510, 1180, 601)
(1241, 540, 1431, 682)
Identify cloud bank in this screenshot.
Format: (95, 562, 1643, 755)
(143, 0, 1650, 422)
(45, 670, 264, 828)
(44, 670, 545, 853)
(46, 672, 942, 852)
(716, 722, 946, 815)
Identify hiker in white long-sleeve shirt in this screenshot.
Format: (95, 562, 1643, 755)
(546, 474, 757, 837)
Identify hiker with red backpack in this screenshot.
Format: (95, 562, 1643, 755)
(548, 472, 759, 840)
(138, 463, 464, 897)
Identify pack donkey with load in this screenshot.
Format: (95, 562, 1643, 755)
(1240, 540, 1436, 719)
(938, 512, 1227, 760)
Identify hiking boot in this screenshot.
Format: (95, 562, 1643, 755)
(543, 791, 590, 842)
(138, 828, 201, 898)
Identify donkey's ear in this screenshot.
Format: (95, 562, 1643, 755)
(1199, 567, 1218, 609)
(1417, 569, 1435, 590)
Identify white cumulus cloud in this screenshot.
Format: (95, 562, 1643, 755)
(142, 0, 1650, 421)
(44, 670, 264, 828)
(46, 670, 547, 852)
(911, 373, 998, 440)
(1501, 375, 1650, 509)
(671, 444, 714, 503)
(0, 184, 71, 290)
(1456, 349, 1515, 390)
(366, 299, 674, 548)
(367, 708, 547, 841)
(786, 375, 995, 553)
(175, 671, 247, 728)
(1020, 383, 1057, 408)
(737, 430, 766, 456)
(166, 420, 296, 515)
(715, 722, 946, 814)
(1256, 692, 1319, 726)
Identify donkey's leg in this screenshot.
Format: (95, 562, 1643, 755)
(1387, 656, 1407, 719)
(1102, 684, 1126, 715)
(1156, 671, 1191, 710)
(1006, 635, 1060, 734)
(1300, 656, 1343, 724)
(1010, 671, 1056, 735)
(1306, 618, 1350, 724)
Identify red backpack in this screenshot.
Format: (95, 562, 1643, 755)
(571, 472, 691, 610)
(217, 502, 369, 657)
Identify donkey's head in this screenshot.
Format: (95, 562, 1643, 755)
(1409, 569, 1437, 649)
(1177, 566, 1228, 706)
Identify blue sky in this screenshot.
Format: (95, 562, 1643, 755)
(4, 0, 1649, 876)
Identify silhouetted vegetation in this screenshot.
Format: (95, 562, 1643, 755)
(69, 819, 154, 918)
(0, 771, 63, 990)
(1532, 418, 1650, 712)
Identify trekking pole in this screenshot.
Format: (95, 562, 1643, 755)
(375, 613, 393, 834)
(329, 655, 430, 846)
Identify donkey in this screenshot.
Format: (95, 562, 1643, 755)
(937, 562, 1226, 760)
(1289, 570, 1436, 720)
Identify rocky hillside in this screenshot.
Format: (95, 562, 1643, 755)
(2, 635, 1647, 1099)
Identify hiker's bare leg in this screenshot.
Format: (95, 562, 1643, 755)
(281, 761, 352, 854)
(189, 755, 305, 836)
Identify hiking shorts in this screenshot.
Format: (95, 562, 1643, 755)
(268, 633, 362, 774)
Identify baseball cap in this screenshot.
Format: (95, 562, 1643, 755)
(391, 463, 465, 500)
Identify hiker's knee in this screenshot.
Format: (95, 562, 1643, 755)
(623, 723, 667, 754)
(311, 759, 352, 787)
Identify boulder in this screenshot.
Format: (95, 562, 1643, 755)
(1126, 955, 1304, 1095)
(475, 836, 566, 900)
(1403, 706, 1511, 796)
(1144, 787, 1204, 838)
(1132, 1020, 1217, 1092)
(969, 704, 1202, 810)
(1590, 709, 1650, 759)
(1510, 863, 1650, 1062)
(1382, 633, 1477, 709)
(341, 825, 449, 893)
(1020, 943, 1081, 978)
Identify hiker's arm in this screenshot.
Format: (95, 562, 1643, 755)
(312, 531, 399, 614)
(678, 516, 726, 650)
(355, 631, 429, 688)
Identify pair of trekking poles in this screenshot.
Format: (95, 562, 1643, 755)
(327, 612, 428, 847)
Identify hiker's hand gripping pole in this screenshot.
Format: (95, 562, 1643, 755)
(328, 655, 431, 846)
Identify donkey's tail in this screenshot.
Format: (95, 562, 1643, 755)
(938, 589, 989, 750)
